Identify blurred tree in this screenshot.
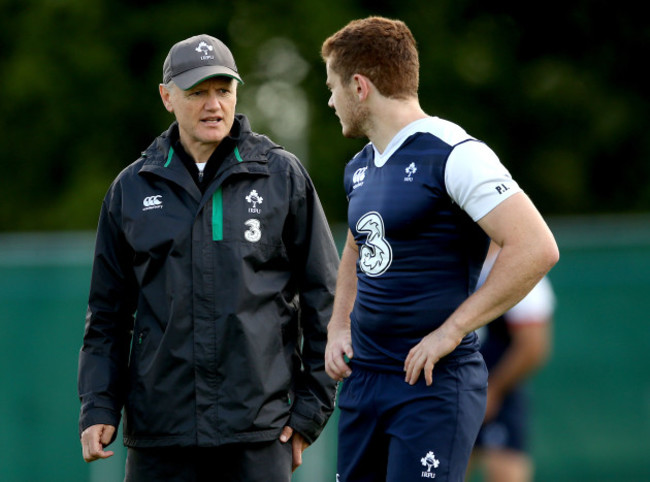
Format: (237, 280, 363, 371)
(0, 0, 648, 231)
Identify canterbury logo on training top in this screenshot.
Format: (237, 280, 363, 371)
(142, 195, 163, 211)
(352, 167, 367, 190)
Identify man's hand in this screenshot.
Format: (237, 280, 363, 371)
(404, 324, 462, 386)
(80, 424, 116, 462)
(279, 426, 310, 472)
(325, 321, 353, 381)
(325, 229, 357, 382)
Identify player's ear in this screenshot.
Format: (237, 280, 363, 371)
(352, 74, 372, 101)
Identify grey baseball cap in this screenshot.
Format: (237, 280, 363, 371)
(162, 34, 243, 90)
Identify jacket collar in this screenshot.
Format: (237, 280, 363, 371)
(140, 114, 270, 168)
(137, 114, 273, 203)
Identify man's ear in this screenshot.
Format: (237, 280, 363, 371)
(352, 74, 372, 101)
(159, 84, 174, 113)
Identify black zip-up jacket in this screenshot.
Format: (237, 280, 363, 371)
(78, 115, 339, 447)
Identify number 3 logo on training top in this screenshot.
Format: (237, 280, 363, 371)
(356, 211, 392, 277)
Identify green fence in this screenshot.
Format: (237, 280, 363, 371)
(1, 215, 649, 481)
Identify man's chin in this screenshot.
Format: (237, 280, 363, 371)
(342, 128, 365, 140)
(198, 130, 229, 144)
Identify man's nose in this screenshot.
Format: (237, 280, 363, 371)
(205, 91, 221, 109)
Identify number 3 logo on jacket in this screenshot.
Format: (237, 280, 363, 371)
(244, 219, 262, 243)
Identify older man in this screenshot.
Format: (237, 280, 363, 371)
(78, 34, 339, 481)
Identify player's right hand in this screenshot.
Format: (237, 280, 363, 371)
(325, 321, 353, 381)
(81, 424, 116, 462)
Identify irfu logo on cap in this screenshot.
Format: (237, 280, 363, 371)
(163, 34, 243, 88)
(195, 41, 215, 60)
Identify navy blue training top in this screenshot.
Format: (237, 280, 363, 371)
(344, 130, 491, 371)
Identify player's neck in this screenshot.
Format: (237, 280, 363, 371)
(368, 97, 428, 154)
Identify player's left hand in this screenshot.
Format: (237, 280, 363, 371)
(404, 327, 460, 386)
(279, 426, 310, 472)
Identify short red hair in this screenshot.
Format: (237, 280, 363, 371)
(321, 16, 419, 99)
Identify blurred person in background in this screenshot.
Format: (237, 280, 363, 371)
(321, 16, 559, 482)
(77, 34, 339, 481)
(467, 241, 555, 482)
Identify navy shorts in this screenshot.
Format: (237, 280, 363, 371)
(474, 387, 529, 452)
(336, 352, 488, 482)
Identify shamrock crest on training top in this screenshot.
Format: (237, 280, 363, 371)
(404, 162, 417, 182)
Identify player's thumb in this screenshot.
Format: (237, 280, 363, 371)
(345, 344, 354, 359)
